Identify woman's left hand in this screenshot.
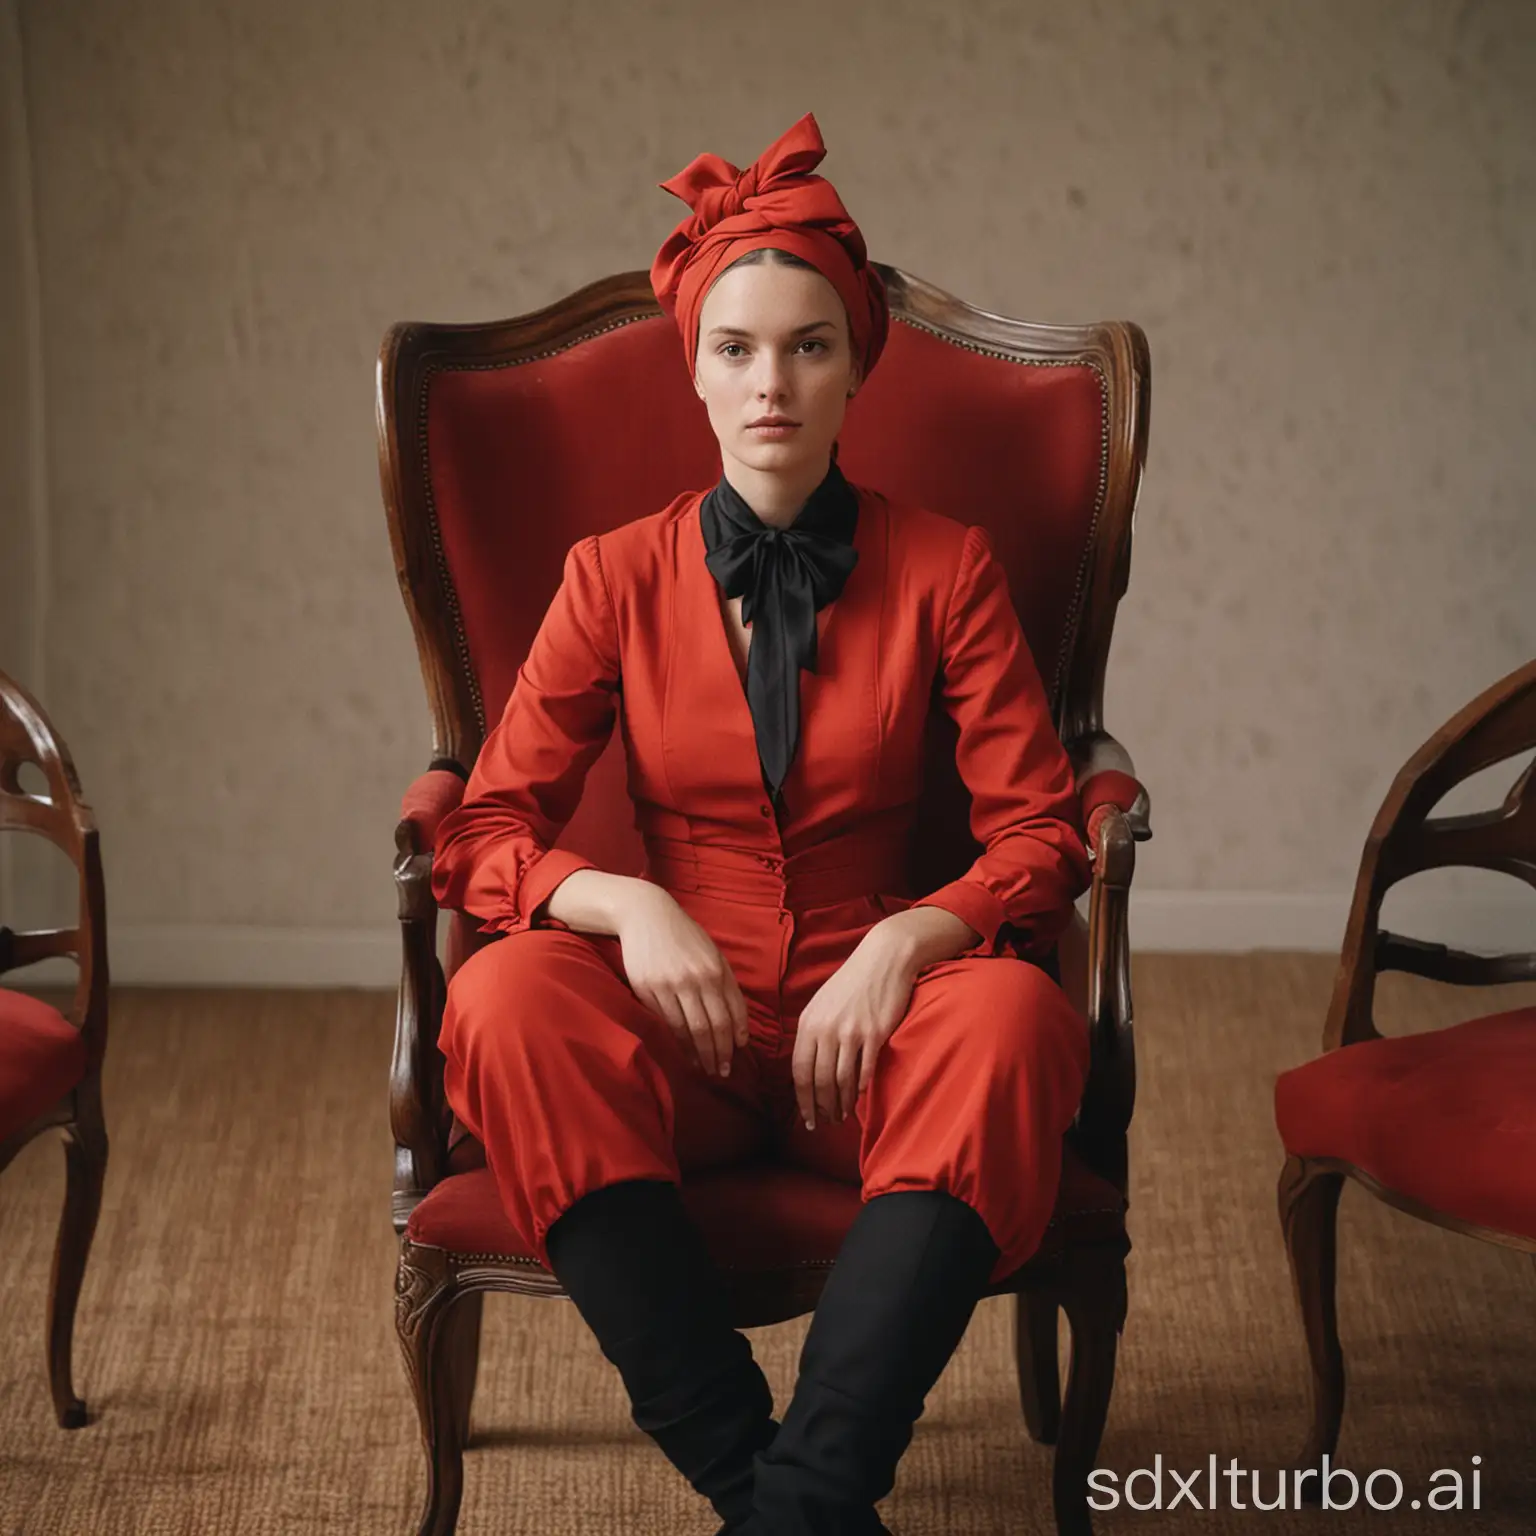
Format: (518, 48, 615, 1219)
(792, 924, 919, 1129)
(793, 904, 984, 1129)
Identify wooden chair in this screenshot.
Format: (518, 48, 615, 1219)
(1276, 658, 1536, 1480)
(0, 668, 110, 1428)
(376, 266, 1152, 1536)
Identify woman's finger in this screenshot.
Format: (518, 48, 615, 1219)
(698, 985, 738, 1078)
(634, 982, 686, 1050)
(792, 1026, 818, 1129)
(725, 969, 750, 1048)
(676, 987, 720, 1077)
(813, 1033, 840, 1126)
(858, 1032, 882, 1096)
(836, 1035, 860, 1121)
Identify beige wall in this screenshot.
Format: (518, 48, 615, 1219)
(9, 0, 1536, 980)
(2, 0, 68, 933)
(1, 1, 32, 687)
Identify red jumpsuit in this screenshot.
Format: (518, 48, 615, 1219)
(431, 487, 1093, 1283)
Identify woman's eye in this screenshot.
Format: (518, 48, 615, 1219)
(720, 343, 747, 358)
(797, 339, 827, 354)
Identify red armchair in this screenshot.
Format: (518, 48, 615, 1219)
(1276, 658, 1536, 1479)
(0, 668, 110, 1428)
(376, 267, 1152, 1536)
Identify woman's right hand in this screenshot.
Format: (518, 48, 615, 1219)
(614, 882, 750, 1078)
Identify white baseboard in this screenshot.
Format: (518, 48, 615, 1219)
(5, 893, 1529, 990)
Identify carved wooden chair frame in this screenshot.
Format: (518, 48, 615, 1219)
(0, 668, 110, 1428)
(377, 265, 1152, 1536)
(1279, 657, 1536, 1475)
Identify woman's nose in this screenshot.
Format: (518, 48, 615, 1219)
(753, 355, 788, 400)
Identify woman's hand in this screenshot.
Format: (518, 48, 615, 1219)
(792, 926, 920, 1129)
(792, 905, 982, 1128)
(613, 882, 750, 1078)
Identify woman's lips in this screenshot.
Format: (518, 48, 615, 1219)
(747, 421, 800, 437)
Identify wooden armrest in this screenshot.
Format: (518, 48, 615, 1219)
(390, 783, 455, 1232)
(1071, 803, 1138, 1194)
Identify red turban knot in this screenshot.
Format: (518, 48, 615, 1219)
(651, 113, 889, 380)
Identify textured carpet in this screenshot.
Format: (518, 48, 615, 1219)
(1, 956, 1532, 1535)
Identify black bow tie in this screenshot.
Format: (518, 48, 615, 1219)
(700, 464, 860, 803)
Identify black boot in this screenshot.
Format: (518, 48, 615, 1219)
(544, 1179, 777, 1529)
(748, 1190, 1000, 1535)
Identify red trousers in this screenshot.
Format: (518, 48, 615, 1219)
(440, 848, 1090, 1284)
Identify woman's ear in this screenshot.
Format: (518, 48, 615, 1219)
(846, 359, 863, 400)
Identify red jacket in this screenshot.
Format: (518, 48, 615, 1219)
(432, 486, 1090, 954)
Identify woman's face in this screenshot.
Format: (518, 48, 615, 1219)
(693, 258, 860, 484)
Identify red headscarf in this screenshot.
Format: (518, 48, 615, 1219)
(651, 113, 889, 380)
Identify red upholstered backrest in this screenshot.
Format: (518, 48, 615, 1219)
(425, 315, 1105, 733)
(427, 319, 720, 733)
(843, 327, 1105, 711)
(412, 293, 1115, 885)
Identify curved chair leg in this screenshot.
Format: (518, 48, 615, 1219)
(445, 1290, 484, 1447)
(49, 1108, 108, 1429)
(1014, 1290, 1062, 1444)
(397, 1243, 479, 1536)
(1051, 1245, 1128, 1536)
(1278, 1155, 1345, 1495)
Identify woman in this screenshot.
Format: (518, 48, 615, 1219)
(431, 113, 1092, 1536)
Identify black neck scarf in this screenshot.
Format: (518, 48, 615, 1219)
(700, 461, 860, 805)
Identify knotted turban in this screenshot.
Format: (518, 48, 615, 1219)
(651, 113, 889, 379)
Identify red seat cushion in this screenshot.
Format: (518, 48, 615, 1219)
(0, 988, 87, 1141)
(406, 1145, 1125, 1275)
(1275, 1006, 1536, 1242)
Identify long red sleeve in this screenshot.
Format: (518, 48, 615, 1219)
(910, 525, 1092, 953)
(431, 535, 620, 934)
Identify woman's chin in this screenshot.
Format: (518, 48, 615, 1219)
(732, 438, 827, 474)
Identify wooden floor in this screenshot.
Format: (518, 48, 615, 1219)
(1, 955, 1533, 1534)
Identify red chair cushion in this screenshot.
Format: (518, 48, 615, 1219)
(406, 1145, 1125, 1275)
(1079, 770, 1146, 822)
(1275, 1007, 1536, 1242)
(399, 768, 466, 850)
(0, 988, 87, 1141)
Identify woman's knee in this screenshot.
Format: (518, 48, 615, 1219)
(921, 958, 1085, 1070)
(443, 928, 612, 1060)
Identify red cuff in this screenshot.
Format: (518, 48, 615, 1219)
(911, 879, 1010, 958)
(513, 847, 600, 931)
(400, 769, 466, 853)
